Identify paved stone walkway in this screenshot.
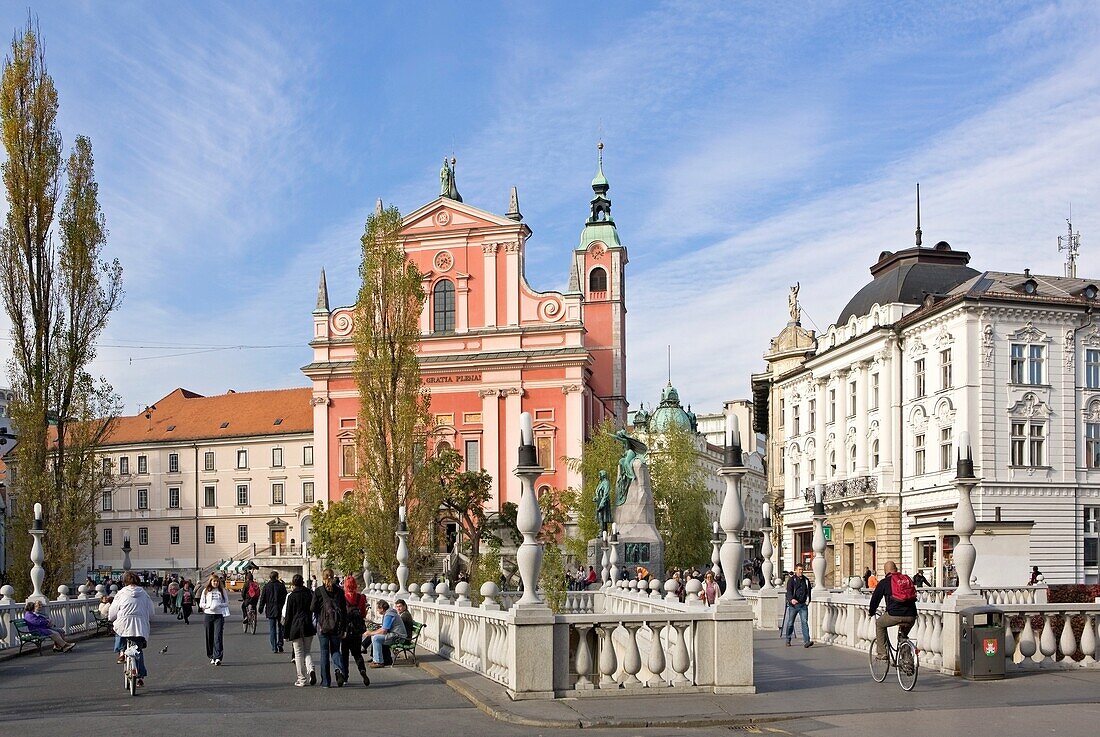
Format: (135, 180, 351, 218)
(2, 612, 1099, 736)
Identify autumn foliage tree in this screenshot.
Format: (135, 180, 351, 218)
(1, 21, 123, 595)
(352, 204, 433, 577)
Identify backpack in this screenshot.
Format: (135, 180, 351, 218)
(889, 573, 917, 602)
(318, 591, 342, 635)
(345, 595, 366, 637)
(247, 581, 260, 599)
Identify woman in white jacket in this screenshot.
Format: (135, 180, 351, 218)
(199, 574, 230, 665)
(108, 571, 155, 687)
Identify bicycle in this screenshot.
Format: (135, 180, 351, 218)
(121, 639, 142, 696)
(868, 623, 919, 691)
(243, 604, 257, 635)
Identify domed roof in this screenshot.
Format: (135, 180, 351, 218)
(836, 243, 979, 325)
(651, 382, 693, 432)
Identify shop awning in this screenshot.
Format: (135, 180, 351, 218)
(216, 560, 257, 574)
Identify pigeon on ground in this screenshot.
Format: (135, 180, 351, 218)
(161, 645, 169, 653)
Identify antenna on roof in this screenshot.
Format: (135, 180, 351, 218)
(667, 345, 672, 384)
(915, 183, 922, 248)
(1058, 208, 1081, 279)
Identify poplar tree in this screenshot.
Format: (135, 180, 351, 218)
(1, 21, 123, 595)
(648, 424, 711, 570)
(353, 205, 433, 576)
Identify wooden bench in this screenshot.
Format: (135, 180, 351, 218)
(13, 620, 48, 655)
(92, 610, 113, 636)
(392, 622, 423, 666)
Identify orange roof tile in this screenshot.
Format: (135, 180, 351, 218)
(57, 387, 314, 448)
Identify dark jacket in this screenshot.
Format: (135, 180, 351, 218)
(868, 573, 918, 618)
(258, 579, 288, 619)
(311, 584, 347, 635)
(785, 575, 812, 606)
(283, 588, 316, 641)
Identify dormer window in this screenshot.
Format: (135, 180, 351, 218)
(1023, 278, 1038, 295)
(1083, 284, 1098, 300)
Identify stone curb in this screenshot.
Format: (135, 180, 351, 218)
(416, 658, 797, 730)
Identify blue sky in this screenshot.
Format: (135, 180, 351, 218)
(3, 1, 1100, 414)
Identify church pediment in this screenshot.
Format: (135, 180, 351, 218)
(403, 198, 518, 232)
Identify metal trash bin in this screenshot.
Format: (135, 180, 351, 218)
(959, 606, 1006, 680)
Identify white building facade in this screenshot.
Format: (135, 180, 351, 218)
(776, 242, 1100, 585)
(90, 388, 317, 578)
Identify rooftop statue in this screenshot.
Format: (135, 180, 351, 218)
(439, 156, 462, 202)
(789, 282, 800, 323)
(594, 470, 612, 532)
(612, 428, 648, 506)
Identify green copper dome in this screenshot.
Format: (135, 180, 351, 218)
(651, 382, 692, 432)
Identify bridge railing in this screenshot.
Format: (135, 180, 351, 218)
(0, 585, 103, 653)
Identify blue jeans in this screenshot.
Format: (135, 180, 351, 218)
(785, 603, 810, 644)
(317, 632, 345, 685)
(113, 634, 123, 653)
(122, 636, 147, 678)
(267, 617, 283, 651)
(371, 633, 397, 664)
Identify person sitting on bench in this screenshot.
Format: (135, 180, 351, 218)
(366, 599, 406, 669)
(23, 601, 76, 652)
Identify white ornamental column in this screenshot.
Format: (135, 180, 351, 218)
(811, 484, 827, 586)
(395, 505, 410, 599)
(609, 525, 622, 584)
(760, 502, 776, 593)
(514, 412, 547, 609)
(600, 531, 611, 586)
(710, 521, 722, 580)
(855, 360, 870, 474)
(814, 377, 828, 484)
(28, 503, 47, 604)
(951, 431, 979, 597)
(717, 415, 747, 604)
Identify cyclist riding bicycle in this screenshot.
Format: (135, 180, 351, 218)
(867, 561, 918, 661)
(109, 571, 155, 688)
(241, 573, 260, 619)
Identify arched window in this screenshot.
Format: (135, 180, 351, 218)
(849, 445, 857, 473)
(589, 267, 608, 293)
(433, 279, 455, 334)
(871, 439, 880, 468)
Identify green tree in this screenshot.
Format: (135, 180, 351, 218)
(352, 204, 432, 577)
(539, 541, 567, 613)
(435, 447, 496, 582)
(1, 21, 123, 596)
(563, 417, 621, 559)
(649, 424, 711, 570)
(306, 500, 367, 576)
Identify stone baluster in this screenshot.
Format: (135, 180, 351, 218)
(454, 581, 471, 607)
(0, 585, 14, 605)
(717, 433, 747, 603)
(421, 582, 435, 603)
(435, 581, 451, 605)
(514, 412, 546, 608)
(760, 504, 775, 592)
(1018, 616, 1037, 660)
(811, 484, 827, 588)
(609, 529, 622, 585)
(1039, 614, 1057, 664)
(76, 584, 88, 600)
(600, 532, 611, 587)
(664, 578, 680, 603)
(1081, 614, 1097, 665)
(408, 583, 420, 602)
(56, 585, 70, 601)
(574, 624, 595, 689)
(395, 510, 410, 600)
(951, 433, 978, 597)
(1004, 617, 1017, 663)
(597, 625, 618, 688)
(710, 522, 722, 581)
(1058, 612, 1078, 662)
(28, 502, 47, 604)
(621, 623, 643, 688)
(684, 579, 703, 608)
(669, 622, 691, 684)
(646, 622, 667, 687)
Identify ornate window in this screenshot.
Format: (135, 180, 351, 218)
(432, 279, 456, 334)
(589, 267, 608, 293)
(871, 439, 880, 468)
(940, 349, 952, 390)
(808, 400, 816, 432)
(1087, 423, 1100, 469)
(1011, 343, 1045, 384)
(341, 444, 356, 477)
(870, 373, 880, 410)
(940, 427, 952, 471)
(1087, 350, 1100, 389)
(303, 482, 315, 504)
(849, 444, 856, 473)
(1011, 422, 1026, 466)
(914, 359, 926, 398)
(914, 434, 926, 475)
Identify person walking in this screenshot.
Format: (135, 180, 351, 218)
(699, 570, 720, 606)
(109, 571, 155, 687)
(259, 572, 288, 653)
(783, 563, 814, 648)
(341, 577, 370, 686)
(311, 568, 347, 687)
(199, 574, 230, 665)
(160, 579, 171, 614)
(283, 574, 317, 687)
(176, 580, 194, 624)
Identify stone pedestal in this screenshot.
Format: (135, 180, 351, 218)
(509, 606, 556, 699)
(697, 604, 756, 693)
(614, 458, 665, 580)
(940, 593, 987, 674)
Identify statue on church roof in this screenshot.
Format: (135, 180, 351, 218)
(440, 156, 462, 202)
(789, 282, 801, 323)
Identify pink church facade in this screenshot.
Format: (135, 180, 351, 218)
(302, 155, 628, 511)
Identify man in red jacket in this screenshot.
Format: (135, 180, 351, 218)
(868, 561, 918, 660)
